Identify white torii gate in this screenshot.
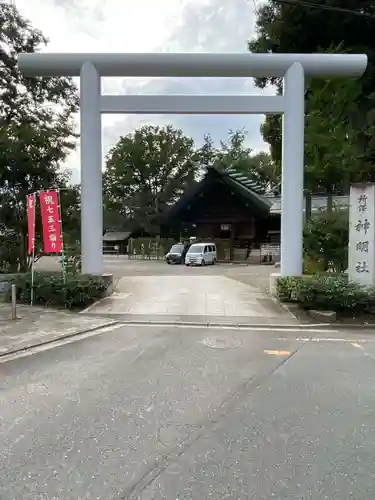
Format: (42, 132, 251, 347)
(18, 52, 367, 276)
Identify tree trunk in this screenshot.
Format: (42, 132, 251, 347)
(18, 232, 29, 272)
(305, 190, 312, 223)
(326, 190, 333, 214)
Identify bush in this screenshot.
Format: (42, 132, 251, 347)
(6, 271, 109, 310)
(60, 243, 81, 274)
(277, 273, 375, 314)
(304, 207, 349, 272)
(276, 276, 302, 302)
(0, 235, 18, 273)
(303, 257, 325, 275)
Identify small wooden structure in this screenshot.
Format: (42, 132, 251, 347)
(102, 231, 131, 254)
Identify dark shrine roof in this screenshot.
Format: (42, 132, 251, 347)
(225, 166, 261, 191)
(160, 166, 272, 224)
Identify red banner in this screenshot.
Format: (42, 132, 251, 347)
(39, 190, 62, 253)
(26, 193, 36, 255)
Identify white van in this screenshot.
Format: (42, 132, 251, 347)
(185, 242, 217, 266)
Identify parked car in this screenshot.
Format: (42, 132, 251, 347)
(165, 243, 189, 264)
(185, 242, 217, 266)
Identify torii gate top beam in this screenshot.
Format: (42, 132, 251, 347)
(18, 52, 367, 78)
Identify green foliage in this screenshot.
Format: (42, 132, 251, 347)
(204, 129, 251, 171)
(277, 274, 375, 314)
(59, 186, 81, 244)
(303, 258, 325, 275)
(201, 130, 280, 193)
(276, 276, 302, 302)
(303, 208, 349, 271)
(260, 114, 282, 169)
(304, 62, 375, 192)
(297, 274, 374, 313)
(6, 271, 108, 310)
(60, 243, 81, 274)
(249, 0, 375, 185)
(0, 230, 18, 273)
(0, 4, 80, 272)
(103, 125, 201, 232)
(244, 151, 280, 194)
(259, 47, 375, 192)
(249, 0, 375, 88)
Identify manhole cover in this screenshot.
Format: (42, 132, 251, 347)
(201, 336, 242, 349)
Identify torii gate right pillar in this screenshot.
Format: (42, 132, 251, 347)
(280, 62, 305, 277)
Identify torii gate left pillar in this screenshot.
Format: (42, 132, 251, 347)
(80, 61, 102, 275)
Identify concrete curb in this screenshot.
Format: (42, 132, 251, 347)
(0, 321, 119, 359)
(104, 319, 335, 330)
(306, 323, 375, 330)
(80, 314, 375, 331)
(279, 303, 375, 330)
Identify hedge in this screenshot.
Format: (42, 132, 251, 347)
(4, 271, 109, 310)
(277, 274, 375, 314)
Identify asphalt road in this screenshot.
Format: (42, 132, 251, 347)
(1, 324, 375, 499)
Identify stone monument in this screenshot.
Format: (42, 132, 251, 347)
(348, 183, 375, 286)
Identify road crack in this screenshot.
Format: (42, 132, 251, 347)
(117, 341, 307, 500)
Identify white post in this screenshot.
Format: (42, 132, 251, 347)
(80, 62, 103, 274)
(280, 62, 305, 277)
(11, 284, 17, 320)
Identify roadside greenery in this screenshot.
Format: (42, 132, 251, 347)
(303, 207, 349, 272)
(249, 1, 375, 187)
(5, 271, 108, 310)
(0, 4, 80, 273)
(277, 274, 375, 316)
(60, 243, 82, 275)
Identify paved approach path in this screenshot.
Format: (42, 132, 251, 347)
(82, 261, 295, 325)
(1, 323, 375, 499)
(37, 256, 276, 292)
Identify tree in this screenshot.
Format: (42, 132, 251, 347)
(59, 183, 81, 244)
(210, 129, 252, 172)
(249, 0, 375, 181)
(200, 129, 280, 193)
(260, 114, 282, 168)
(249, 0, 375, 89)
(304, 207, 349, 272)
(243, 151, 281, 194)
(103, 125, 201, 232)
(303, 73, 374, 200)
(257, 49, 375, 195)
(0, 4, 80, 271)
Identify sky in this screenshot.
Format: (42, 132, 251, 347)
(14, 0, 273, 184)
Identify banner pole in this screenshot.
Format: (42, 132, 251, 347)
(57, 189, 66, 284)
(30, 191, 36, 306)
